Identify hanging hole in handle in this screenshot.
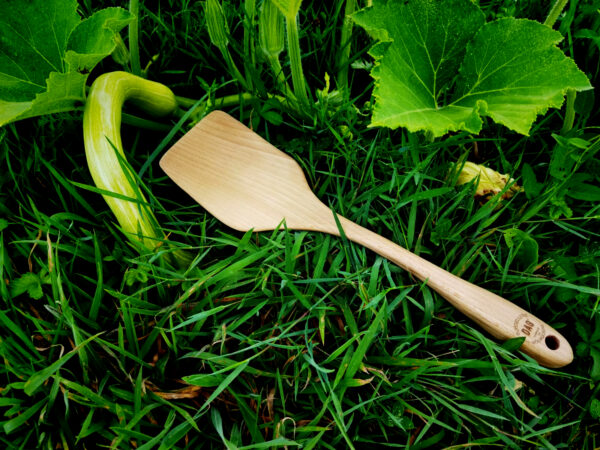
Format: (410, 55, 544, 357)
(545, 335, 560, 350)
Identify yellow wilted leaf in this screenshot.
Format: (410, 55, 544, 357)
(455, 161, 521, 199)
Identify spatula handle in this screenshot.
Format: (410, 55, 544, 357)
(335, 216, 573, 368)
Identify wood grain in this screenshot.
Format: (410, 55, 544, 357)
(160, 110, 573, 368)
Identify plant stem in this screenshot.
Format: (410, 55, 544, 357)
(176, 92, 256, 109)
(544, 0, 576, 134)
(544, 0, 568, 28)
(175, 92, 258, 120)
(178, 91, 308, 120)
(212, 92, 257, 108)
(219, 45, 249, 90)
(175, 95, 205, 109)
(129, 0, 142, 76)
(244, 0, 257, 90)
(268, 55, 296, 101)
(122, 113, 173, 131)
(336, 0, 356, 96)
(561, 89, 576, 133)
(286, 15, 309, 107)
(268, 55, 286, 90)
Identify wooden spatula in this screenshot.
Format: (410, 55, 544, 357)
(160, 110, 573, 368)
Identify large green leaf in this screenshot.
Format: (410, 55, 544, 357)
(66, 8, 134, 72)
(0, 0, 80, 101)
(353, 0, 592, 137)
(0, 0, 132, 126)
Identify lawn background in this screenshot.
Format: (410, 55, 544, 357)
(1, 0, 599, 448)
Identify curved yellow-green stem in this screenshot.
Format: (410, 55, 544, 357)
(83, 71, 177, 251)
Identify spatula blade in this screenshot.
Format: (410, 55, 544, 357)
(159, 111, 331, 232)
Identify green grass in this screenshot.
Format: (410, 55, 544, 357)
(1, 0, 600, 448)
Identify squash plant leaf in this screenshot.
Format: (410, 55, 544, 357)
(9, 272, 50, 300)
(0, 0, 132, 126)
(353, 0, 592, 137)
